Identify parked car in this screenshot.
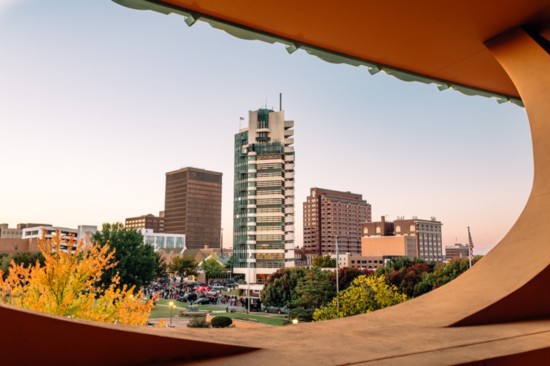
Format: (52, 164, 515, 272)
(263, 305, 289, 314)
(180, 292, 198, 303)
(193, 297, 212, 305)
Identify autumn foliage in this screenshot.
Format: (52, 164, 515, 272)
(0, 231, 156, 325)
(313, 275, 407, 321)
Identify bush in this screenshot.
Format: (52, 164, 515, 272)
(211, 316, 233, 328)
(187, 316, 209, 328)
(289, 308, 313, 322)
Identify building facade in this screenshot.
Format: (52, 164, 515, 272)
(445, 243, 469, 260)
(139, 228, 185, 254)
(233, 108, 295, 284)
(362, 216, 443, 262)
(303, 188, 371, 260)
(164, 167, 222, 250)
(125, 213, 164, 233)
(0, 224, 23, 239)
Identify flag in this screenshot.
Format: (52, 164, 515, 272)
(468, 227, 474, 259)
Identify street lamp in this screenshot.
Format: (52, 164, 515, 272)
(169, 301, 174, 327)
(335, 236, 339, 317)
(247, 246, 251, 314)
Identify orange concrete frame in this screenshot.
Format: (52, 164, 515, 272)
(1, 2, 549, 365)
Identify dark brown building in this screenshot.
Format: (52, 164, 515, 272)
(303, 187, 371, 258)
(125, 213, 164, 233)
(164, 167, 222, 250)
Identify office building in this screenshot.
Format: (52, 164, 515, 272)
(303, 188, 371, 260)
(362, 216, 443, 262)
(445, 243, 469, 260)
(164, 167, 222, 250)
(125, 213, 164, 233)
(233, 107, 295, 284)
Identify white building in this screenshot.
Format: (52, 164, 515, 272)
(233, 107, 296, 284)
(139, 228, 185, 254)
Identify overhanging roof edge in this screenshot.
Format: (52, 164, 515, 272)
(112, 0, 524, 107)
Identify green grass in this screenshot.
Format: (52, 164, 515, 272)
(216, 312, 289, 326)
(149, 299, 290, 325)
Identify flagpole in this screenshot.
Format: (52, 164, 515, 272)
(468, 226, 473, 268)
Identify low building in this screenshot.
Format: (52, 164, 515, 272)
(445, 243, 469, 260)
(125, 213, 164, 233)
(0, 224, 23, 239)
(332, 252, 386, 271)
(362, 216, 443, 262)
(0, 238, 35, 254)
(139, 228, 185, 254)
(22, 225, 97, 252)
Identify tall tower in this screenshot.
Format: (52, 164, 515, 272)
(303, 188, 371, 261)
(164, 167, 222, 250)
(233, 108, 295, 284)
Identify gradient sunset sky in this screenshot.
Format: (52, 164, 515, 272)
(0, 0, 534, 254)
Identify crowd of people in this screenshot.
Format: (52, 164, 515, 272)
(144, 277, 257, 309)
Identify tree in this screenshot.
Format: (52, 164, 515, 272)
(377, 257, 435, 298)
(334, 267, 374, 291)
(312, 255, 336, 268)
(92, 223, 157, 290)
(0, 231, 155, 325)
(153, 251, 168, 278)
(261, 267, 308, 307)
(169, 256, 198, 278)
(12, 252, 45, 268)
(202, 257, 226, 281)
(293, 267, 335, 310)
(313, 275, 407, 321)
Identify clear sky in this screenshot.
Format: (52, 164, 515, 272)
(0, 0, 533, 254)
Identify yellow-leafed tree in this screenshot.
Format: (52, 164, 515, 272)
(0, 231, 155, 325)
(313, 275, 407, 321)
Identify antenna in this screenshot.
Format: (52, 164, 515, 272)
(279, 92, 282, 111)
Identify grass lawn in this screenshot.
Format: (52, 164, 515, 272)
(213, 312, 289, 326)
(149, 299, 290, 326)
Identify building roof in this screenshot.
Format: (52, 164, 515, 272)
(114, 0, 549, 104)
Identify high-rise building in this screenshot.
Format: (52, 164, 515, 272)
(233, 108, 295, 284)
(164, 167, 222, 250)
(303, 188, 371, 261)
(362, 216, 443, 262)
(125, 213, 164, 233)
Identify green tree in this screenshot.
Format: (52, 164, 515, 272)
(293, 267, 335, 310)
(377, 257, 435, 298)
(261, 267, 308, 307)
(313, 275, 407, 321)
(202, 257, 226, 281)
(334, 267, 374, 291)
(430, 257, 480, 288)
(153, 251, 168, 278)
(169, 255, 198, 278)
(312, 255, 336, 268)
(12, 251, 45, 268)
(92, 223, 157, 290)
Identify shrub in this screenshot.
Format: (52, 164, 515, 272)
(187, 316, 209, 328)
(211, 316, 233, 328)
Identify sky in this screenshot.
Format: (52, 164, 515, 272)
(0, 0, 534, 254)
